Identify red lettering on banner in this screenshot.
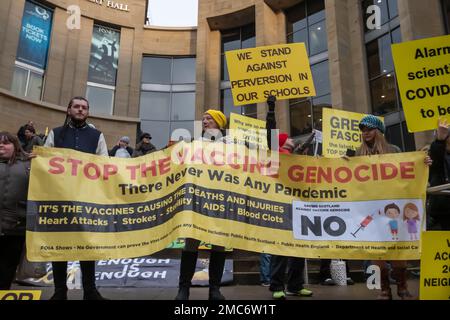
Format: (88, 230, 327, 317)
(103, 164, 118, 180)
(305, 166, 317, 183)
(67, 158, 82, 176)
(355, 165, 370, 182)
(159, 157, 171, 175)
(84, 163, 101, 180)
(48, 157, 65, 174)
(380, 163, 398, 180)
(126, 165, 140, 180)
(335, 167, 352, 183)
(400, 162, 415, 179)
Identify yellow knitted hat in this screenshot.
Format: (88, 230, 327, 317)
(204, 109, 227, 129)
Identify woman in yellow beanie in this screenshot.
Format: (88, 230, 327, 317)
(175, 108, 230, 301)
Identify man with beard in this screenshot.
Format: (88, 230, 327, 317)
(44, 97, 108, 300)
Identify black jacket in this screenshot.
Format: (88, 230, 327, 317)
(428, 139, 450, 217)
(109, 145, 134, 157)
(0, 157, 30, 236)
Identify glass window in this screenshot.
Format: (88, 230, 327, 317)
(289, 29, 308, 50)
(369, 74, 397, 115)
(311, 61, 330, 97)
(312, 94, 331, 131)
(220, 24, 256, 117)
(388, 0, 399, 19)
(309, 20, 327, 56)
(27, 72, 43, 100)
(141, 57, 172, 84)
(173, 58, 196, 84)
(139, 91, 170, 121)
(221, 29, 241, 52)
(290, 99, 312, 137)
(86, 85, 114, 115)
(241, 24, 256, 49)
(140, 120, 170, 150)
(401, 121, 416, 151)
(286, 2, 306, 34)
(11, 67, 28, 97)
(140, 56, 196, 148)
(286, 0, 326, 56)
(171, 92, 195, 121)
(366, 33, 394, 79)
(307, 0, 326, 25)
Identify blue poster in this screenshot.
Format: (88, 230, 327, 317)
(16, 1, 53, 69)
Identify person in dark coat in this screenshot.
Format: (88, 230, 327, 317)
(44, 96, 108, 300)
(22, 125, 44, 153)
(0, 132, 31, 289)
(132, 132, 156, 157)
(428, 119, 450, 230)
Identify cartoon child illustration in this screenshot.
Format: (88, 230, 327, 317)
(384, 203, 401, 240)
(403, 203, 420, 240)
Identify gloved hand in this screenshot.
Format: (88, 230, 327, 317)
(267, 95, 276, 112)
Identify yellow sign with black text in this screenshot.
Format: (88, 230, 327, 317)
(225, 43, 316, 105)
(392, 35, 450, 132)
(322, 108, 384, 158)
(27, 144, 427, 262)
(419, 231, 450, 300)
(229, 113, 268, 149)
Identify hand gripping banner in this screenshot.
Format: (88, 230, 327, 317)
(27, 142, 428, 261)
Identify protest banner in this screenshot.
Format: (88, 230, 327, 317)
(392, 35, 450, 132)
(0, 291, 41, 300)
(419, 231, 450, 300)
(225, 43, 315, 105)
(27, 143, 427, 261)
(322, 108, 384, 158)
(229, 113, 268, 149)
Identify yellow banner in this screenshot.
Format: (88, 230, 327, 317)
(419, 231, 450, 300)
(229, 113, 268, 149)
(27, 144, 428, 261)
(392, 35, 450, 132)
(225, 43, 316, 105)
(0, 291, 41, 300)
(322, 108, 384, 158)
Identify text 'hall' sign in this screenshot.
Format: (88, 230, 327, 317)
(392, 35, 450, 132)
(225, 43, 316, 106)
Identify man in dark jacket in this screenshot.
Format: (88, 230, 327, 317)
(132, 132, 156, 157)
(428, 119, 450, 230)
(0, 132, 30, 289)
(44, 96, 108, 300)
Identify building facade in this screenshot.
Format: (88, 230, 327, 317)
(0, 0, 448, 149)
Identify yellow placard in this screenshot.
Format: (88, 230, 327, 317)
(392, 35, 450, 132)
(322, 108, 384, 158)
(419, 231, 450, 300)
(26, 145, 428, 262)
(229, 113, 268, 149)
(0, 290, 42, 300)
(225, 43, 316, 105)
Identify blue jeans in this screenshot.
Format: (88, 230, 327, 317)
(259, 253, 272, 283)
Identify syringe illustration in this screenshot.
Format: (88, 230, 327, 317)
(351, 211, 379, 238)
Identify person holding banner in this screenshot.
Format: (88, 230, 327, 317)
(175, 109, 230, 301)
(428, 119, 450, 230)
(0, 132, 30, 289)
(355, 115, 432, 300)
(44, 97, 108, 300)
(264, 96, 313, 299)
